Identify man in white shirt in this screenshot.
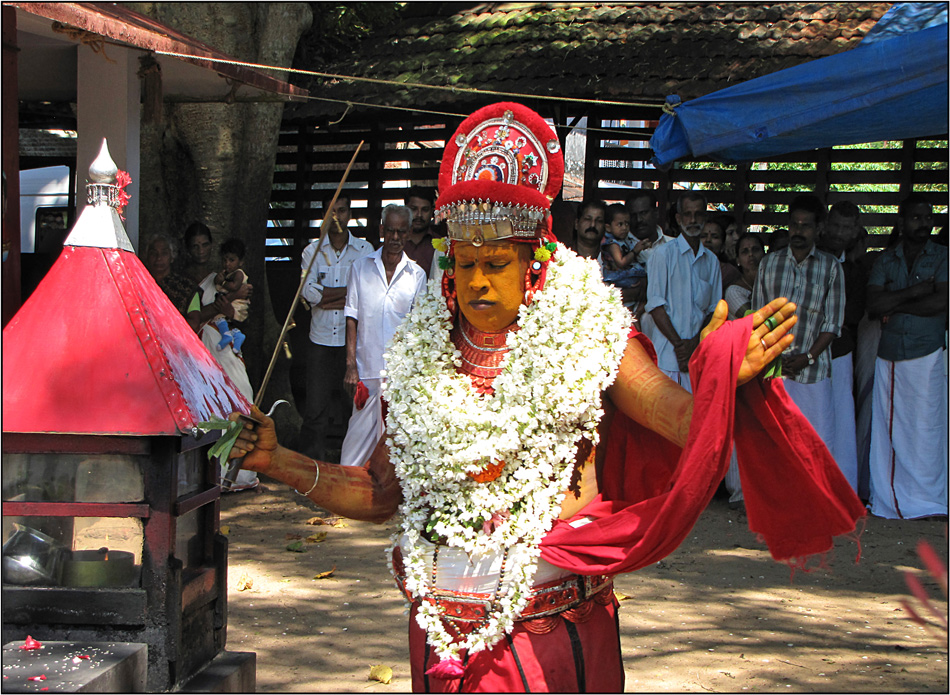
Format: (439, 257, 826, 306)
(645, 191, 722, 392)
(299, 194, 373, 460)
(340, 204, 427, 466)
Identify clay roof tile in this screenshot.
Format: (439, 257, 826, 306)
(287, 2, 897, 120)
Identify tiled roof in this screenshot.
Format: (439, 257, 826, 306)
(288, 2, 892, 121)
(19, 128, 78, 159)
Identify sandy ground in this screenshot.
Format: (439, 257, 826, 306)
(220, 479, 947, 693)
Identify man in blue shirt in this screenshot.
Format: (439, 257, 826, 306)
(646, 191, 722, 392)
(866, 194, 948, 519)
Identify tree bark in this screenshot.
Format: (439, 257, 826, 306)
(133, 2, 312, 439)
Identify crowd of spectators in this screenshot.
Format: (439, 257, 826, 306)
(143, 184, 946, 520)
(563, 189, 947, 521)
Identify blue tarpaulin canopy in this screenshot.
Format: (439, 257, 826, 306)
(650, 5, 948, 166)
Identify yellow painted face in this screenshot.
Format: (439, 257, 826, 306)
(454, 240, 532, 332)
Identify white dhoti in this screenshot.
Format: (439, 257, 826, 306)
(783, 377, 838, 468)
(830, 353, 859, 492)
(724, 447, 742, 503)
(869, 350, 948, 519)
(854, 315, 882, 500)
(200, 324, 255, 400)
(340, 378, 384, 467)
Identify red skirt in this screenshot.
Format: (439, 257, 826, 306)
(408, 596, 624, 693)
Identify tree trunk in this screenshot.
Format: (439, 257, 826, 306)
(133, 2, 311, 439)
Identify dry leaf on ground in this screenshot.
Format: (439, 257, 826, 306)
(286, 532, 303, 540)
(286, 540, 305, 553)
(368, 665, 393, 684)
(313, 566, 337, 580)
(614, 590, 632, 601)
(306, 532, 328, 544)
(306, 516, 347, 528)
(220, 525, 230, 536)
(236, 572, 253, 591)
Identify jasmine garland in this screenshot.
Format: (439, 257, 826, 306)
(382, 244, 629, 663)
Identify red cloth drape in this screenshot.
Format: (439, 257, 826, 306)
(540, 315, 865, 574)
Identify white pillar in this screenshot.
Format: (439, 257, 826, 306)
(77, 45, 141, 249)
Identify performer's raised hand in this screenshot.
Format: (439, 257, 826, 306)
(700, 297, 797, 385)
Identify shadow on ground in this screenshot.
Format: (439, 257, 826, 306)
(220, 479, 948, 692)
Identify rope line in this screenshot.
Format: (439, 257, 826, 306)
(152, 49, 666, 110)
(275, 92, 657, 140)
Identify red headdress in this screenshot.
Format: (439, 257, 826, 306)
(435, 102, 565, 311)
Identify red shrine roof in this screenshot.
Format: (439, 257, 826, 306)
(2, 147, 251, 436)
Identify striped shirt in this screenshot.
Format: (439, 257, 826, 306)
(753, 245, 844, 384)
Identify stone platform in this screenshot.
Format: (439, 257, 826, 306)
(2, 641, 147, 692)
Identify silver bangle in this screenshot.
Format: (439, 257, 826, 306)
(296, 459, 320, 497)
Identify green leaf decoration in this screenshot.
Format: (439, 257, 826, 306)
(206, 420, 244, 462)
(743, 309, 782, 379)
(761, 357, 783, 379)
(195, 417, 232, 433)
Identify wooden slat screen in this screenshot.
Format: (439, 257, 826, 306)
(585, 113, 947, 247)
(268, 116, 461, 262)
(270, 109, 946, 264)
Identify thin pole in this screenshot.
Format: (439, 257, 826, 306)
(253, 140, 364, 408)
(221, 141, 364, 490)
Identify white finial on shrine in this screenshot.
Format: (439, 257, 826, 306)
(89, 139, 118, 184)
(63, 138, 135, 251)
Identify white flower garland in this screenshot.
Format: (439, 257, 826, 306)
(382, 244, 629, 663)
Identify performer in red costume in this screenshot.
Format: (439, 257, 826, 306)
(229, 103, 864, 692)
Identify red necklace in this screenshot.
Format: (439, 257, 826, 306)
(450, 316, 516, 395)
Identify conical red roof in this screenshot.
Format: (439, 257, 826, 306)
(3, 244, 251, 435)
(2, 141, 251, 436)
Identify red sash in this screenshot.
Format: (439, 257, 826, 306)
(540, 315, 865, 574)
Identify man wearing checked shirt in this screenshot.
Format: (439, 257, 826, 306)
(754, 194, 845, 477)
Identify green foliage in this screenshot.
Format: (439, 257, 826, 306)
(295, 3, 405, 66)
(674, 140, 948, 235)
(909, 140, 950, 207)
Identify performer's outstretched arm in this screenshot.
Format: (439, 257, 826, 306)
(607, 339, 693, 447)
(228, 407, 401, 524)
(608, 298, 798, 447)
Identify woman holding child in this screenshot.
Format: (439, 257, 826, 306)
(601, 203, 649, 312)
(181, 222, 258, 490)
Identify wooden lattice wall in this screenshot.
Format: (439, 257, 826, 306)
(269, 106, 947, 261)
(269, 117, 455, 259)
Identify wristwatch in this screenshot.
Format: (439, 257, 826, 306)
(806, 351, 816, 366)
